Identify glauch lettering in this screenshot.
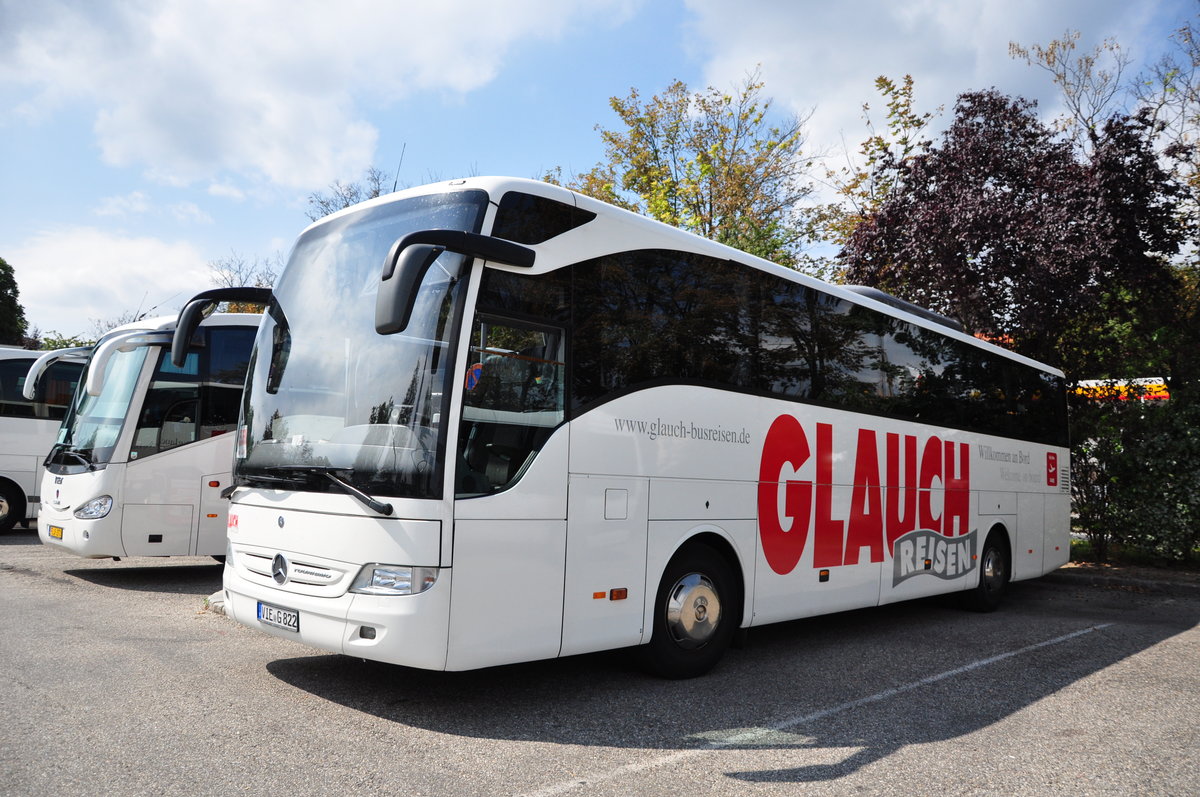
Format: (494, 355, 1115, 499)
(757, 415, 971, 577)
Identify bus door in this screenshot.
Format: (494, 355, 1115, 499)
(561, 475, 649, 656)
(1015, 492, 1045, 580)
(120, 337, 245, 556)
(448, 317, 570, 670)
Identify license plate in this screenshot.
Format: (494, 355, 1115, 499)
(257, 601, 300, 632)
(48, 525, 63, 539)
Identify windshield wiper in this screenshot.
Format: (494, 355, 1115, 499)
(261, 465, 394, 516)
(323, 471, 394, 516)
(45, 444, 95, 471)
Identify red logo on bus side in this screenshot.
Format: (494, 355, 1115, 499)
(757, 415, 970, 576)
(1046, 452, 1058, 487)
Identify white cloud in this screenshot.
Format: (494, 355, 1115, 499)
(683, 0, 1187, 168)
(94, 191, 152, 218)
(168, 202, 213, 225)
(207, 182, 247, 201)
(9, 228, 212, 338)
(0, 0, 636, 191)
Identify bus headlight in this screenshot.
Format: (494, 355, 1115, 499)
(350, 564, 438, 596)
(74, 495, 113, 520)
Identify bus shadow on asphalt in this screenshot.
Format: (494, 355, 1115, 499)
(0, 528, 41, 545)
(264, 580, 1199, 783)
(64, 563, 223, 595)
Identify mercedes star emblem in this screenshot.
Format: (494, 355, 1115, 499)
(272, 553, 288, 584)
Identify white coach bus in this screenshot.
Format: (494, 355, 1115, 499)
(192, 177, 1070, 678)
(0, 346, 86, 532)
(34, 302, 263, 559)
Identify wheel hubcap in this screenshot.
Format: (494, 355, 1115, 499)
(982, 548, 1004, 593)
(665, 573, 721, 649)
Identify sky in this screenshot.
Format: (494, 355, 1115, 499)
(1, 0, 1195, 340)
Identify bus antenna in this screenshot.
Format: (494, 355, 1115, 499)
(392, 143, 406, 193)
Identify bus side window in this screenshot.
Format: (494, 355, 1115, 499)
(0, 357, 36, 419)
(131, 350, 200, 460)
(457, 318, 565, 496)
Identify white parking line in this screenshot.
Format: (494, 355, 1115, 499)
(519, 623, 1114, 796)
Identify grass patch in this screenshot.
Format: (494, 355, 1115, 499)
(1071, 537, 1200, 570)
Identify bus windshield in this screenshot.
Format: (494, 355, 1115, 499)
(235, 190, 487, 500)
(51, 345, 149, 470)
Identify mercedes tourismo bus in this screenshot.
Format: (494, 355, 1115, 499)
(0, 346, 86, 532)
(192, 176, 1070, 678)
(35, 309, 260, 559)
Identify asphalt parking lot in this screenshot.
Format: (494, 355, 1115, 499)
(2, 529, 1197, 796)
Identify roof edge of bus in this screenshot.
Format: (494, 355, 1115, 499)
(102, 311, 262, 338)
(299, 176, 1066, 378)
(295, 176, 576, 236)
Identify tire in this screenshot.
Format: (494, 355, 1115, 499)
(964, 533, 1009, 612)
(0, 481, 25, 534)
(638, 543, 739, 679)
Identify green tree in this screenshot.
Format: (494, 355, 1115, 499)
(1073, 396, 1200, 563)
(802, 75, 940, 278)
(36, 330, 94, 349)
(548, 70, 813, 267)
(0, 256, 29, 345)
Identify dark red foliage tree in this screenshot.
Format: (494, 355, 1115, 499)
(840, 90, 1183, 374)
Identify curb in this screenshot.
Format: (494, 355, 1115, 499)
(206, 590, 226, 615)
(1043, 568, 1200, 597)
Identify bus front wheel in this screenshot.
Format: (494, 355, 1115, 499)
(0, 481, 24, 534)
(638, 543, 737, 679)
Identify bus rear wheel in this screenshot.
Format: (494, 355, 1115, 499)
(0, 482, 24, 534)
(965, 533, 1009, 612)
(638, 543, 737, 679)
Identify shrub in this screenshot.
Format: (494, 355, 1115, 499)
(1072, 397, 1200, 563)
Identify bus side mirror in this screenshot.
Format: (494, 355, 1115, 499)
(374, 230, 537, 336)
(171, 287, 272, 367)
(21, 346, 93, 401)
(375, 243, 447, 335)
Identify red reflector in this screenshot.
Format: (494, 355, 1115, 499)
(208, 481, 220, 488)
(609, 588, 628, 601)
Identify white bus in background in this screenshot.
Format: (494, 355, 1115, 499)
(0, 346, 87, 533)
(34, 298, 264, 559)
(196, 177, 1070, 678)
